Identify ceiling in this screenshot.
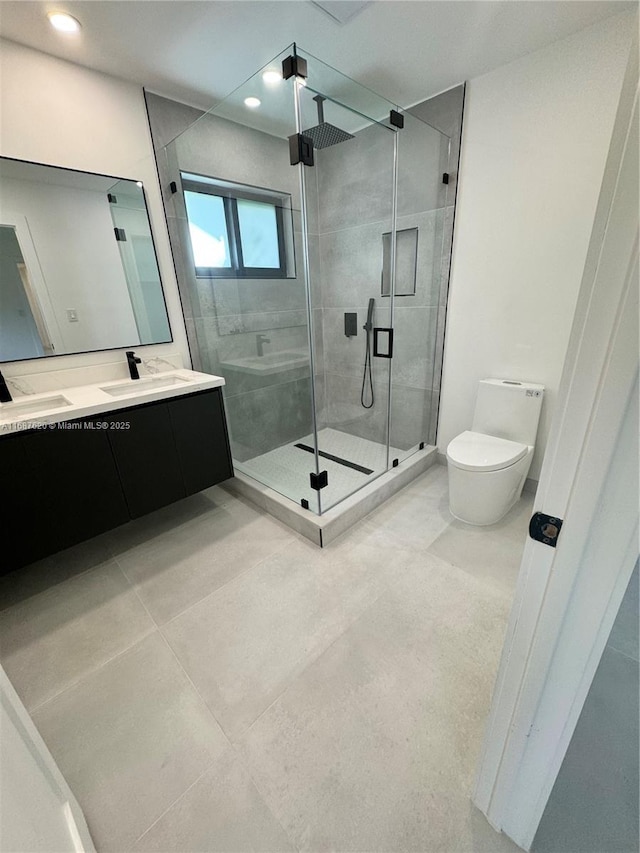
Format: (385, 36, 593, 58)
(0, 1, 633, 111)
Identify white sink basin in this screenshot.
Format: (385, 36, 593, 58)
(220, 350, 309, 375)
(101, 375, 192, 397)
(258, 352, 308, 366)
(0, 394, 72, 421)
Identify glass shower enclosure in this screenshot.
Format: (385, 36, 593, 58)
(163, 45, 454, 515)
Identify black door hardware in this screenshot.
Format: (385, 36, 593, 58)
(373, 327, 394, 359)
(529, 512, 563, 547)
(310, 470, 328, 491)
(282, 53, 307, 80)
(289, 133, 314, 166)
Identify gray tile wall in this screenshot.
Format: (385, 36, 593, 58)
(314, 88, 464, 452)
(533, 562, 639, 853)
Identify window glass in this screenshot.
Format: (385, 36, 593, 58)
(237, 199, 280, 269)
(184, 190, 230, 268)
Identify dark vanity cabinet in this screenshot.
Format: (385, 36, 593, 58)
(106, 403, 185, 519)
(169, 389, 233, 496)
(0, 388, 233, 573)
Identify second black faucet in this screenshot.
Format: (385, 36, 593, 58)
(0, 369, 12, 403)
(126, 350, 142, 380)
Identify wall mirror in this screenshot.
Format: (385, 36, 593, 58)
(0, 157, 172, 363)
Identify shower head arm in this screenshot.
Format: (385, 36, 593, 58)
(313, 95, 326, 124)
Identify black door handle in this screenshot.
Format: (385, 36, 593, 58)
(529, 512, 563, 547)
(373, 327, 394, 358)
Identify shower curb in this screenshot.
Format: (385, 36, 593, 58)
(222, 446, 438, 547)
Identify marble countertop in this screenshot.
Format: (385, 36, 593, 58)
(0, 369, 225, 435)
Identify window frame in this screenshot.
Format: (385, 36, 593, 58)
(181, 177, 289, 280)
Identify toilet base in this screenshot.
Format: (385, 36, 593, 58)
(447, 450, 532, 526)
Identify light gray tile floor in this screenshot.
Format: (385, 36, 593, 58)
(0, 464, 530, 852)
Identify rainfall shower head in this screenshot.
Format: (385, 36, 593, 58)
(303, 95, 354, 149)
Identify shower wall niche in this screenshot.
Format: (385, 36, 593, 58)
(147, 46, 462, 516)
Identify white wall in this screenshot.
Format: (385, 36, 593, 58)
(1, 176, 140, 352)
(0, 39, 189, 375)
(438, 12, 634, 479)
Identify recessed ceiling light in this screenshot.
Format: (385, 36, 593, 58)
(47, 11, 81, 33)
(262, 70, 282, 85)
(244, 97, 261, 108)
(136, 181, 143, 188)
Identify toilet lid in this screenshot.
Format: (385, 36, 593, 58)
(447, 431, 528, 472)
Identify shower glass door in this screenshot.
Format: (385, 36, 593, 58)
(164, 43, 452, 516)
(389, 111, 452, 464)
(294, 50, 398, 512)
(163, 46, 322, 513)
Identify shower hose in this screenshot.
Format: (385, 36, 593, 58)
(360, 326, 374, 409)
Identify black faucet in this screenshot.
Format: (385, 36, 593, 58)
(126, 350, 142, 380)
(256, 334, 271, 357)
(0, 370, 12, 403)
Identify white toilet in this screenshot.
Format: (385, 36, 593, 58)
(446, 379, 544, 526)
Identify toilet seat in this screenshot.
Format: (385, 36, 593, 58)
(447, 430, 528, 472)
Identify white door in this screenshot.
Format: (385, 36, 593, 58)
(0, 668, 96, 853)
(473, 31, 639, 852)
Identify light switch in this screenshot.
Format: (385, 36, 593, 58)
(67, 309, 79, 323)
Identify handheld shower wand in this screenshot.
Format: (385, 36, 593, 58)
(360, 298, 375, 409)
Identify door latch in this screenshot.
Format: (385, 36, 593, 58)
(529, 512, 563, 548)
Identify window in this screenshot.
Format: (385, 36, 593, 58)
(181, 174, 291, 279)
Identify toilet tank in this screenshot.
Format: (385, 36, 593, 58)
(472, 379, 544, 446)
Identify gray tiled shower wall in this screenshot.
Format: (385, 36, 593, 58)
(311, 90, 462, 451)
(145, 85, 464, 461)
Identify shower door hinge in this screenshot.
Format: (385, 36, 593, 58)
(442, 173, 450, 185)
(389, 109, 404, 128)
(282, 54, 308, 80)
(114, 227, 127, 241)
(169, 181, 178, 194)
(289, 133, 315, 167)
(529, 512, 563, 548)
(310, 470, 328, 491)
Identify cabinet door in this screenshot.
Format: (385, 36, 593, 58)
(169, 390, 234, 496)
(0, 434, 50, 572)
(27, 420, 129, 554)
(107, 403, 185, 518)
